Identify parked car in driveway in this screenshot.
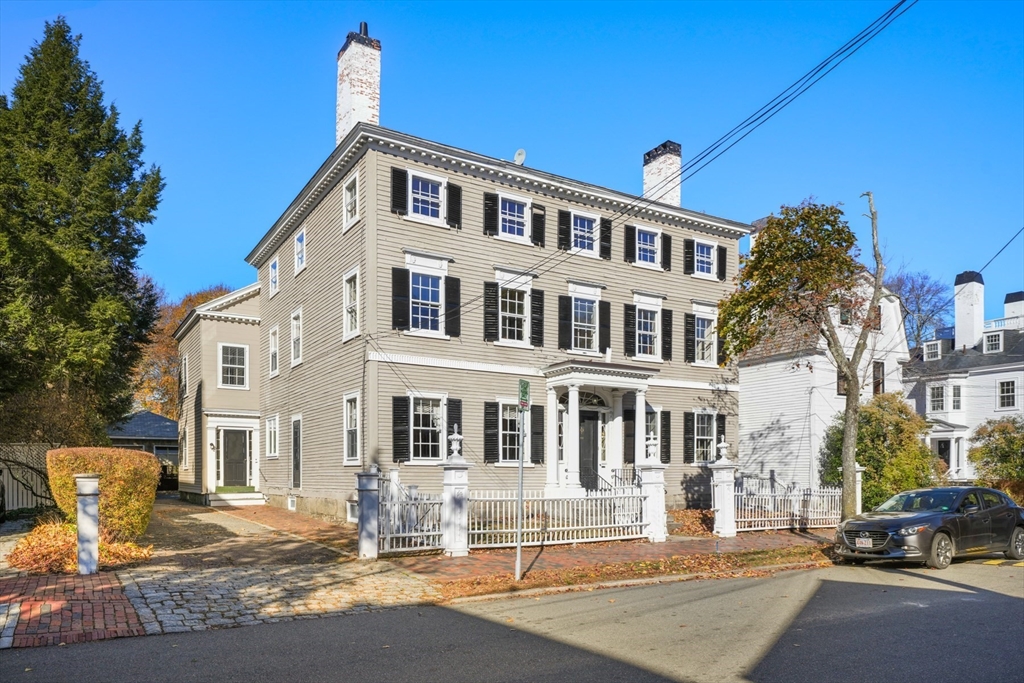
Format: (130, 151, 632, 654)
(834, 487, 1024, 569)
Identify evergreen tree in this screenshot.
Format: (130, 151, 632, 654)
(0, 17, 163, 443)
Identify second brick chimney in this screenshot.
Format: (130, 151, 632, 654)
(336, 22, 381, 146)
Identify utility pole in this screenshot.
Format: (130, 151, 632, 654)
(515, 379, 529, 581)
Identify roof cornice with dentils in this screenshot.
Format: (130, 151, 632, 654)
(246, 123, 753, 268)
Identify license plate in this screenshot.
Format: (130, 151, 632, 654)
(855, 537, 873, 549)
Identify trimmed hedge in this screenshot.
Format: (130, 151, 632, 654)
(47, 447, 161, 541)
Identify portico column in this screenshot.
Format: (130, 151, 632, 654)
(565, 383, 582, 490)
(634, 388, 648, 466)
(546, 387, 559, 488)
(609, 390, 624, 472)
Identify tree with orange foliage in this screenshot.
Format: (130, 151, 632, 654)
(134, 284, 230, 420)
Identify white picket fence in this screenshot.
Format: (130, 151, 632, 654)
(735, 487, 842, 531)
(377, 472, 444, 554)
(468, 488, 647, 548)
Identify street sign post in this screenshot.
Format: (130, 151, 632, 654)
(515, 379, 529, 581)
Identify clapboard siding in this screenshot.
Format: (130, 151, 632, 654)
(176, 323, 204, 492)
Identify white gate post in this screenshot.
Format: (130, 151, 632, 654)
(709, 458, 738, 538)
(855, 462, 866, 515)
(355, 470, 379, 559)
(75, 474, 100, 575)
(441, 425, 472, 557)
(638, 441, 667, 543)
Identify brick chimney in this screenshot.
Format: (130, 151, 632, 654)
(336, 22, 381, 146)
(954, 271, 984, 350)
(643, 141, 682, 207)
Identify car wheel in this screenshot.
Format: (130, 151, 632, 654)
(1007, 527, 1024, 561)
(926, 532, 953, 570)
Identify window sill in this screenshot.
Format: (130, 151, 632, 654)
(269, 370, 279, 379)
(494, 339, 534, 350)
(291, 360, 304, 368)
(404, 212, 449, 229)
(496, 233, 533, 247)
(217, 384, 250, 391)
(494, 462, 535, 468)
(295, 265, 307, 278)
(634, 355, 663, 364)
(567, 349, 602, 358)
(265, 455, 279, 460)
(269, 289, 279, 300)
(404, 329, 450, 341)
(692, 361, 718, 369)
(633, 261, 663, 272)
(402, 459, 446, 466)
(994, 405, 1019, 412)
(343, 330, 361, 343)
(343, 460, 362, 467)
(571, 247, 601, 260)
(343, 217, 362, 234)
(691, 271, 718, 282)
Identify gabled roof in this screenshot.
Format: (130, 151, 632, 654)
(107, 411, 178, 440)
(905, 329, 1024, 378)
(172, 282, 261, 341)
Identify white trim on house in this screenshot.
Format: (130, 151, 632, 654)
(294, 228, 307, 276)
(343, 169, 360, 232)
(634, 292, 664, 363)
(269, 256, 279, 298)
(633, 223, 664, 272)
(290, 414, 303, 490)
(265, 414, 279, 460)
(496, 191, 533, 247)
(494, 266, 534, 350)
(691, 237, 719, 281)
(269, 325, 280, 378)
(924, 341, 942, 361)
(343, 266, 360, 341)
(180, 355, 189, 396)
(343, 390, 360, 465)
(290, 308, 303, 367)
(406, 390, 448, 462)
(405, 167, 448, 228)
(983, 330, 1003, 354)
(569, 209, 601, 259)
(216, 342, 250, 390)
(404, 250, 449, 340)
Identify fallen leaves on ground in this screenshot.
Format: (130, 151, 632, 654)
(435, 544, 833, 600)
(7, 520, 153, 574)
(668, 509, 715, 537)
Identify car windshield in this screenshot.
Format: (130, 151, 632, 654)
(876, 491, 957, 513)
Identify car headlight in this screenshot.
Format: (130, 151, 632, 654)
(898, 524, 929, 536)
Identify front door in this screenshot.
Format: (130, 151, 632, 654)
(222, 429, 249, 487)
(579, 410, 600, 491)
(936, 440, 951, 468)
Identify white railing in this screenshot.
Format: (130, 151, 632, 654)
(736, 474, 798, 495)
(378, 472, 444, 554)
(984, 315, 1023, 330)
(735, 487, 842, 531)
(468, 489, 647, 548)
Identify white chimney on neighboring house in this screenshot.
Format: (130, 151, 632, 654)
(1005, 291, 1024, 319)
(336, 22, 381, 146)
(954, 271, 985, 350)
(643, 141, 682, 206)
(748, 217, 769, 252)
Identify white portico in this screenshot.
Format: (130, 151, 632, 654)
(541, 360, 659, 494)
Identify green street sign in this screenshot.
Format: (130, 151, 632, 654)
(518, 379, 530, 409)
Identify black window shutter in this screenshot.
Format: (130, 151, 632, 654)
(391, 268, 410, 330)
(717, 334, 726, 366)
(557, 210, 571, 250)
(390, 167, 408, 215)
(624, 225, 636, 263)
(530, 289, 545, 347)
(483, 192, 499, 236)
(660, 411, 672, 464)
(684, 313, 696, 363)
(623, 409, 635, 465)
(531, 205, 546, 247)
(683, 238, 695, 275)
(599, 218, 612, 260)
(446, 183, 462, 229)
(599, 300, 611, 352)
(662, 234, 672, 271)
(483, 402, 499, 463)
(716, 413, 726, 447)
(717, 245, 728, 281)
(392, 396, 410, 462)
(683, 412, 695, 464)
(624, 304, 637, 357)
(530, 405, 544, 464)
(662, 309, 674, 361)
(558, 295, 572, 350)
(445, 276, 461, 337)
(483, 282, 499, 342)
(447, 398, 463, 441)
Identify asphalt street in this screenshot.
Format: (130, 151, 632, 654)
(1, 562, 1020, 683)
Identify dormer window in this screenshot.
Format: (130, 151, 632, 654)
(984, 332, 1002, 354)
(924, 341, 941, 361)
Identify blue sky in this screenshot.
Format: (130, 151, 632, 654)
(2, 1, 1022, 319)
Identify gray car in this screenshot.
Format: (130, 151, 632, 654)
(834, 486, 1024, 569)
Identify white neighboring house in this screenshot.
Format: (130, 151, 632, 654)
(738, 276, 910, 489)
(903, 272, 1024, 482)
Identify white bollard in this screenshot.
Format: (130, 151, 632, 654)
(355, 471, 379, 559)
(638, 462, 668, 543)
(709, 459, 738, 538)
(75, 474, 101, 575)
(441, 425, 473, 557)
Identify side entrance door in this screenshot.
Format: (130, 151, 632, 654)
(936, 440, 951, 468)
(221, 429, 249, 487)
(579, 410, 600, 491)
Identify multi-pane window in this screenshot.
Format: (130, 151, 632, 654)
(573, 298, 597, 351)
(573, 215, 595, 252)
(985, 333, 1002, 353)
(952, 385, 962, 410)
(695, 413, 714, 462)
(999, 380, 1016, 408)
(924, 342, 940, 361)
(500, 403, 521, 462)
(411, 175, 442, 219)
(269, 327, 279, 376)
(500, 198, 527, 238)
(220, 345, 246, 387)
(291, 309, 303, 365)
(180, 355, 188, 396)
(266, 416, 278, 460)
(930, 386, 944, 411)
(695, 317, 715, 362)
(411, 273, 441, 331)
(269, 258, 279, 296)
(344, 271, 359, 337)
(637, 308, 658, 357)
(500, 288, 527, 342)
(645, 408, 659, 445)
(695, 242, 714, 275)
(412, 397, 443, 459)
(872, 361, 885, 395)
(294, 230, 306, 273)
(344, 176, 358, 227)
(180, 432, 188, 469)
(637, 229, 658, 264)
(344, 395, 359, 463)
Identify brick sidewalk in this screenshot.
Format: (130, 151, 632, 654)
(0, 573, 144, 648)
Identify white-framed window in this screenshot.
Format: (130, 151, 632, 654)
(924, 341, 941, 361)
(572, 212, 597, 254)
(269, 257, 279, 297)
(573, 298, 597, 352)
(343, 171, 359, 231)
(291, 308, 303, 366)
(180, 355, 189, 396)
(344, 391, 360, 464)
(411, 394, 446, 460)
(291, 415, 302, 489)
(637, 308, 659, 358)
(998, 380, 1017, 409)
(494, 267, 533, 348)
(217, 343, 248, 390)
(695, 316, 715, 363)
(694, 240, 716, 276)
(266, 415, 279, 460)
(952, 385, 962, 410)
(294, 229, 306, 275)
(411, 272, 442, 332)
(344, 267, 359, 340)
(637, 228, 659, 266)
(984, 332, 1002, 354)
(930, 385, 945, 412)
(180, 431, 189, 469)
(409, 171, 445, 225)
(269, 326, 279, 377)
(500, 402, 523, 463)
(695, 412, 715, 462)
(499, 194, 530, 244)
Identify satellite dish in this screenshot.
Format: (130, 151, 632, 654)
(513, 149, 527, 166)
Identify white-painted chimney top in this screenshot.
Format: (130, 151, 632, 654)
(336, 22, 381, 146)
(954, 271, 984, 350)
(643, 141, 682, 207)
(1005, 291, 1024, 319)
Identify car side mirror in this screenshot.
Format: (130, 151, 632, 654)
(962, 505, 980, 515)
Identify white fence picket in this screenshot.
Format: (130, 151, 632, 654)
(735, 487, 842, 531)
